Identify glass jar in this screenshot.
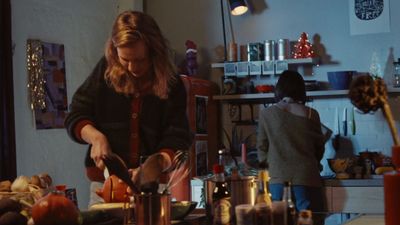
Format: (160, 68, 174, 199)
(393, 58, 400, 87)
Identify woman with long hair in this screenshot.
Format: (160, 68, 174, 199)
(65, 11, 192, 206)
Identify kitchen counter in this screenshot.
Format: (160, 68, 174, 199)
(323, 179, 384, 213)
(323, 178, 383, 187)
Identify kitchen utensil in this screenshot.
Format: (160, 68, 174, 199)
(162, 151, 191, 194)
(342, 107, 348, 136)
(102, 153, 140, 194)
(332, 107, 340, 151)
(351, 107, 356, 135)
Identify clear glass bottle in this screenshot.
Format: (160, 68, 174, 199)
(212, 164, 231, 225)
(394, 58, 400, 88)
(283, 181, 296, 225)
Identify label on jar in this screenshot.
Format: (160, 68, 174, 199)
(213, 198, 231, 224)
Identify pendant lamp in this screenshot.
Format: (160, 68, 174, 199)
(229, 0, 248, 15)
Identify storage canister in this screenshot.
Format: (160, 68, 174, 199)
(277, 39, 290, 60)
(264, 40, 276, 61)
(247, 43, 264, 61)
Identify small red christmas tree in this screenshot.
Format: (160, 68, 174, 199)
(293, 32, 314, 59)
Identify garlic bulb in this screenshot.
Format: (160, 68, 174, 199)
(11, 176, 30, 192)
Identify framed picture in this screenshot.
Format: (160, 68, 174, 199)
(349, 0, 390, 35)
(195, 96, 208, 135)
(27, 40, 68, 129)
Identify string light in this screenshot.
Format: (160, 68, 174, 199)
(27, 39, 46, 111)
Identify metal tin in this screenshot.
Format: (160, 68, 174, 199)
(247, 43, 264, 61)
(264, 40, 276, 61)
(277, 39, 290, 60)
(228, 42, 238, 62)
(240, 45, 248, 61)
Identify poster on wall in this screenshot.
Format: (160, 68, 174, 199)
(195, 95, 208, 135)
(195, 140, 208, 176)
(349, 0, 390, 35)
(27, 39, 68, 129)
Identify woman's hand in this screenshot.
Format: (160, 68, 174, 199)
(81, 124, 112, 170)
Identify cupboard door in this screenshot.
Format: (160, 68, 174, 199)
(331, 186, 384, 214)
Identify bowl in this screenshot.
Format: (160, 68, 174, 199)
(327, 71, 356, 90)
(255, 85, 274, 93)
(171, 201, 197, 220)
(327, 158, 350, 173)
(327, 158, 351, 179)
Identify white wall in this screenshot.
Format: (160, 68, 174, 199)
(11, 0, 119, 208)
(146, 0, 400, 175)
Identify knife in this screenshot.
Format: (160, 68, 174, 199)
(332, 107, 340, 151)
(342, 107, 347, 136)
(351, 107, 356, 135)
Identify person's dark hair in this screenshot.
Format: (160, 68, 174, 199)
(274, 70, 306, 104)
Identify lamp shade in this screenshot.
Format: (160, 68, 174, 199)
(229, 0, 248, 15)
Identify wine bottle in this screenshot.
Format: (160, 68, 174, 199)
(255, 169, 272, 206)
(255, 166, 272, 225)
(212, 164, 231, 225)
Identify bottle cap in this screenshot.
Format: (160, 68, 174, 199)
(213, 164, 224, 174)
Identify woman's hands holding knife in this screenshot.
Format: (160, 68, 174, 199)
(80, 124, 112, 170)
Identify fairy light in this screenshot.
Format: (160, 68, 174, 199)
(27, 39, 46, 111)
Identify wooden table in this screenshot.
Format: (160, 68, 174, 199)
(343, 214, 384, 225)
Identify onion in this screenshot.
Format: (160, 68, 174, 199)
(11, 176, 30, 192)
(31, 192, 79, 225)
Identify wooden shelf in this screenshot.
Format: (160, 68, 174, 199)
(213, 88, 400, 104)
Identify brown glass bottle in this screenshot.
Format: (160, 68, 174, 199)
(212, 164, 231, 225)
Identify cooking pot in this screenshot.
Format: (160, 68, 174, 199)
(203, 176, 258, 217)
(134, 193, 171, 225)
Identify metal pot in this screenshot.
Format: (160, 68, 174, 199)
(134, 193, 171, 225)
(204, 176, 258, 217)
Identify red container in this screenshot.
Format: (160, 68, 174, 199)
(384, 146, 400, 225)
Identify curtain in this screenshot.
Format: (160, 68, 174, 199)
(0, 0, 17, 181)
